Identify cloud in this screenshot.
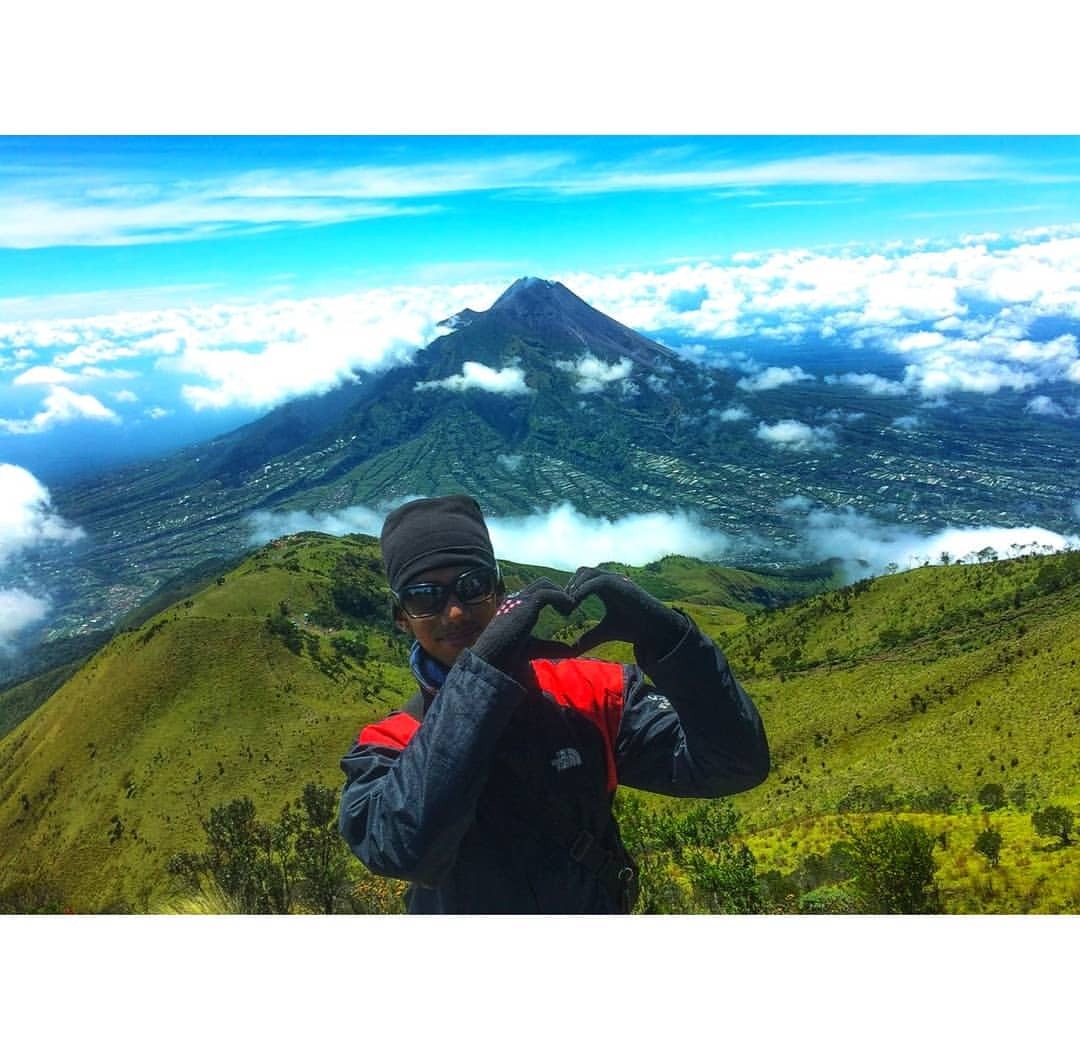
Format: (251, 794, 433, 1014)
(248, 500, 733, 571)
(1026, 395, 1072, 418)
(6, 224, 1080, 418)
(0, 463, 86, 563)
(756, 419, 836, 451)
(0, 146, 1018, 250)
(824, 372, 907, 396)
(551, 152, 1011, 195)
(736, 365, 814, 392)
(712, 405, 751, 422)
(415, 361, 531, 396)
(555, 354, 633, 393)
(0, 282, 505, 413)
(13, 365, 82, 386)
(789, 505, 1080, 581)
(891, 414, 922, 430)
(561, 226, 1080, 401)
(0, 588, 51, 645)
(0, 386, 121, 434)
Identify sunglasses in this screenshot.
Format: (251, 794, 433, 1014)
(392, 566, 500, 619)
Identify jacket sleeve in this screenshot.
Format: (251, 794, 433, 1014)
(338, 648, 526, 886)
(614, 611, 769, 798)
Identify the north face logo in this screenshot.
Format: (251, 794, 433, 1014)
(550, 748, 583, 772)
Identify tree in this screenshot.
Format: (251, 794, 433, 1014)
(977, 783, 1007, 812)
(291, 783, 353, 914)
(167, 783, 360, 913)
(842, 818, 941, 914)
(612, 793, 760, 914)
(1032, 806, 1074, 847)
(973, 827, 1003, 867)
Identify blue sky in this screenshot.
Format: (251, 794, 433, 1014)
(4, 135, 1080, 306)
(2, 133, 1080, 483)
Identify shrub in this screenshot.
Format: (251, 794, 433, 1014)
(1032, 806, 1074, 847)
(842, 818, 941, 914)
(973, 827, 1003, 867)
(978, 783, 1007, 812)
(798, 885, 859, 914)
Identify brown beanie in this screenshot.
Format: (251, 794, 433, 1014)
(380, 494, 496, 592)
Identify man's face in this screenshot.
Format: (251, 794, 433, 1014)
(393, 563, 499, 668)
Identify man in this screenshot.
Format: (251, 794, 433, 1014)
(338, 494, 769, 913)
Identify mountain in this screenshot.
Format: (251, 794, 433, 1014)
(2, 537, 1077, 913)
(14, 275, 1080, 656)
(25, 278, 716, 642)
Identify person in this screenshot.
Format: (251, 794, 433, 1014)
(338, 494, 769, 913)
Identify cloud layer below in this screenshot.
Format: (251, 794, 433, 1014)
(0, 462, 85, 644)
(3, 224, 1080, 425)
(248, 498, 1080, 590)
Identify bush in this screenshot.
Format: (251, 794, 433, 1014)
(978, 783, 1007, 812)
(798, 885, 859, 914)
(166, 783, 361, 914)
(973, 827, 1003, 867)
(1032, 806, 1074, 847)
(842, 818, 941, 914)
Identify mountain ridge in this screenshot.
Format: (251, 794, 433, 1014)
(2, 536, 1077, 913)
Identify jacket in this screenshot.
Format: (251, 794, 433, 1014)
(338, 612, 769, 913)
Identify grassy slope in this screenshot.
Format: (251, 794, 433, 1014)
(721, 554, 1080, 913)
(1, 538, 1077, 912)
(0, 533, 810, 912)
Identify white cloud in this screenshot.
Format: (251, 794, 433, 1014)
(113, 389, 139, 403)
(0, 386, 121, 434)
(791, 505, 1079, 581)
(712, 405, 752, 422)
(5, 223, 1080, 419)
(13, 364, 82, 386)
(0, 588, 51, 646)
(824, 372, 907, 396)
(555, 354, 634, 394)
(1, 282, 504, 413)
(415, 361, 531, 396)
(756, 419, 836, 451)
(0, 148, 1014, 251)
(1026, 395, 1069, 417)
(736, 365, 814, 392)
(488, 503, 733, 568)
(891, 414, 922, 430)
(0, 463, 85, 565)
(248, 504, 387, 546)
(248, 500, 733, 571)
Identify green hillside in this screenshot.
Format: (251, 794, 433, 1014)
(1, 536, 1078, 913)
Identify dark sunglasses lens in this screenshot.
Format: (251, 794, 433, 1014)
(399, 584, 443, 617)
(457, 568, 496, 603)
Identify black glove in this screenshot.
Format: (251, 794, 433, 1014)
(471, 578, 576, 673)
(566, 567, 687, 662)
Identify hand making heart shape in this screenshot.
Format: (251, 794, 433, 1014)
(471, 568, 686, 673)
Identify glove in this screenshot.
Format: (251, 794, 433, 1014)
(471, 578, 576, 673)
(566, 567, 687, 662)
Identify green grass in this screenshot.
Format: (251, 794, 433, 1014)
(2, 536, 1078, 913)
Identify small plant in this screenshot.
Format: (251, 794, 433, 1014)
(973, 827, 1003, 867)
